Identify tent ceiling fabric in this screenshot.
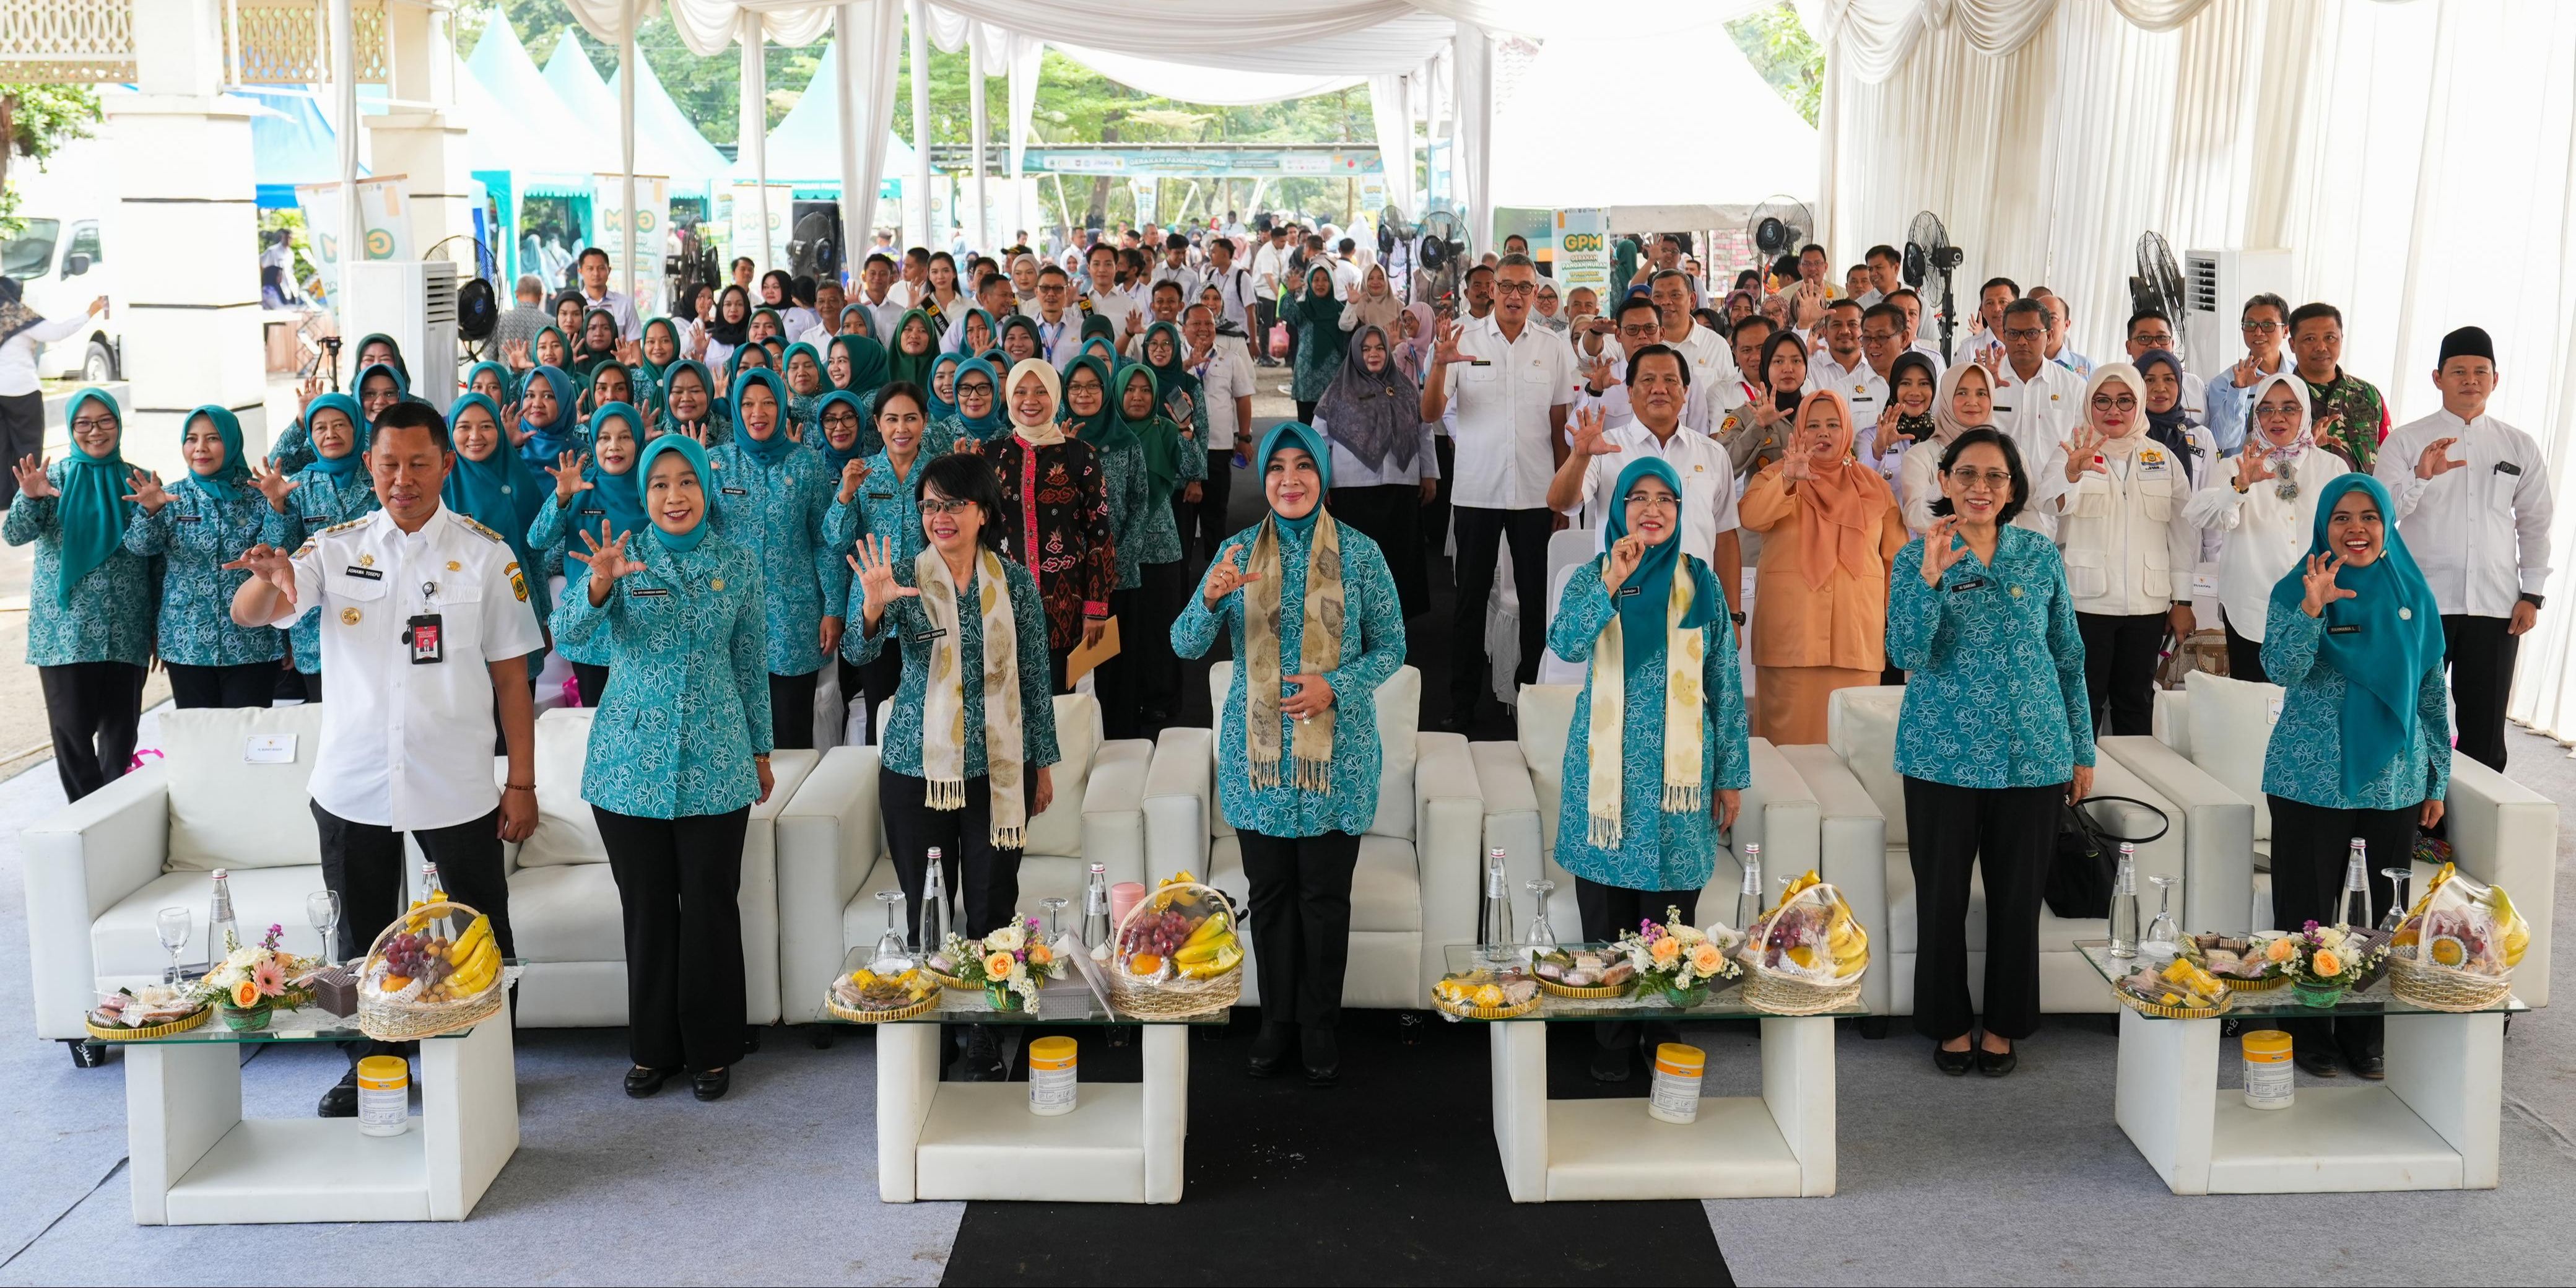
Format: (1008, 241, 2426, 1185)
(1489, 35, 1814, 211)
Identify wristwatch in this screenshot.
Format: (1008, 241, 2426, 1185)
(2520, 593, 2545, 609)
(1730, 611, 1747, 625)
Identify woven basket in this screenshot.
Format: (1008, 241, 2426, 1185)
(1743, 967, 1863, 1016)
(2114, 988, 2229, 1020)
(1537, 977, 1629, 1000)
(85, 1005, 211, 1042)
(920, 965, 975, 992)
(1102, 880, 1243, 1019)
(1432, 991, 1541, 1020)
(357, 899, 507, 1042)
(2388, 954, 2515, 1012)
(827, 991, 939, 1024)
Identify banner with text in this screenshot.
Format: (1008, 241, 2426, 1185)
(594, 174, 671, 317)
(1554, 207, 1610, 293)
(295, 176, 415, 300)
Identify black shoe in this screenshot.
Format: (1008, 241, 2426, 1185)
(690, 1067, 731, 1101)
(1975, 1045, 2017, 1077)
(625, 1066, 676, 1099)
(1933, 1045, 1974, 1076)
(1590, 1043, 1634, 1082)
(1302, 1027, 1339, 1087)
(1247, 1022, 1294, 1079)
(2294, 1045, 2340, 1078)
(962, 1025, 1006, 1082)
(317, 1068, 360, 1118)
(2340, 1046, 2385, 1080)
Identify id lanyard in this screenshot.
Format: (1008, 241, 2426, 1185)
(406, 578, 445, 664)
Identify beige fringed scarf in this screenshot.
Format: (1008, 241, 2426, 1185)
(1242, 511, 1344, 791)
(915, 545, 1027, 846)
(1585, 570, 1707, 849)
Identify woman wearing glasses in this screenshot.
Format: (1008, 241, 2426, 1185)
(1738, 389, 1907, 745)
(1890, 427, 2094, 1077)
(2182, 373, 2347, 683)
(2047, 363, 2200, 736)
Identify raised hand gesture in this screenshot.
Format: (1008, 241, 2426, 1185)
(845, 533, 919, 625)
(1432, 320, 1473, 366)
(838, 458, 869, 504)
(1601, 533, 1647, 596)
(297, 375, 325, 414)
(221, 542, 298, 603)
(250, 459, 300, 513)
(1780, 447, 1814, 484)
(570, 518, 645, 590)
(2231, 352, 2261, 389)
(1973, 346, 2004, 380)
(1202, 544, 1261, 607)
(1570, 405, 1617, 458)
(1584, 354, 1616, 392)
(2415, 436, 2465, 481)
(2312, 412, 2343, 451)
(2238, 449, 2277, 487)
(1875, 399, 1911, 446)
(1920, 516, 1969, 586)
(505, 339, 531, 370)
(12, 454, 55, 500)
(502, 401, 533, 449)
(616, 338, 642, 366)
(2061, 425, 2108, 483)
(549, 450, 593, 502)
(121, 467, 172, 515)
(2299, 550, 2356, 617)
(688, 326, 710, 360)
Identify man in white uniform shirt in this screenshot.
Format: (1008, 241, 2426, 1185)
(1853, 244, 1902, 310)
(1202, 235, 1255, 334)
(575, 248, 643, 340)
(1887, 288, 1947, 368)
(1978, 297, 2081, 534)
(1419, 253, 1574, 731)
(2372, 325, 2553, 773)
(1963, 276, 2017, 358)
(1648, 270, 1739, 425)
(1149, 233, 1203, 303)
(225, 401, 544, 1118)
(1026, 266, 1089, 366)
(1804, 299, 1882, 431)
(1549, 342, 1743, 612)
(854, 253, 908, 341)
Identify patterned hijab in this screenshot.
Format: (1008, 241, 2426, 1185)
(1315, 323, 1421, 474)
(176, 406, 252, 498)
(302, 392, 370, 479)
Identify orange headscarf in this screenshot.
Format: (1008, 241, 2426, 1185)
(1789, 388, 1892, 590)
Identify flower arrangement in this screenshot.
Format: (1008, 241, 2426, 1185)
(1615, 908, 1743, 1006)
(2287, 921, 2381, 1004)
(939, 915, 1063, 1011)
(194, 924, 318, 1030)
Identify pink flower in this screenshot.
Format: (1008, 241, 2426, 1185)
(250, 958, 287, 998)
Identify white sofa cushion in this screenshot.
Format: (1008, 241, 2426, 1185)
(1207, 833, 1421, 934)
(1516, 684, 1579, 856)
(1206, 663, 1421, 841)
(869, 694, 1100, 859)
(2183, 670, 2282, 841)
(95, 866, 329, 975)
(508, 862, 629, 963)
(160, 705, 331, 871)
(1825, 687, 1908, 846)
(513, 708, 608, 866)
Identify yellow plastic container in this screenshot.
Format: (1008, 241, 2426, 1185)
(1028, 1036, 1078, 1116)
(2242, 1029, 2294, 1110)
(1648, 1042, 1705, 1124)
(356, 1054, 410, 1136)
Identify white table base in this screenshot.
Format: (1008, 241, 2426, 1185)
(126, 1019, 519, 1224)
(1487, 1016, 1836, 1202)
(2112, 1006, 2502, 1194)
(875, 1022, 1190, 1204)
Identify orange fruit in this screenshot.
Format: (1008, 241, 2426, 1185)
(1130, 953, 1164, 975)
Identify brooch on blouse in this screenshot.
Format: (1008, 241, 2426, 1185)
(2008, 586, 2024, 599)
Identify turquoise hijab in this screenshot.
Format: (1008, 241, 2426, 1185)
(52, 388, 129, 606)
(729, 367, 796, 464)
(951, 355, 1007, 442)
(440, 393, 549, 615)
(1257, 421, 1331, 536)
(519, 364, 583, 461)
(176, 405, 251, 498)
(2266, 472, 2447, 798)
(830, 334, 890, 399)
(928, 352, 964, 422)
(1601, 456, 1720, 676)
(302, 392, 370, 479)
(464, 360, 516, 404)
(355, 360, 409, 404)
(634, 434, 711, 552)
(814, 390, 872, 475)
(952, 307, 999, 356)
(582, 402, 651, 545)
(781, 341, 828, 429)
(658, 359, 722, 438)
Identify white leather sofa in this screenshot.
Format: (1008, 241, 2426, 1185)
(1471, 684, 1822, 938)
(2122, 674, 2556, 1006)
(501, 708, 814, 1028)
(1142, 665, 1483, 1009)
(772, 694, 1150, 1024)
(1798, 687, 2191, 1019)
(24, 705, 337, 1052)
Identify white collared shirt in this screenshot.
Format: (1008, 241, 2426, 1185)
(268, 506, 547, 830)
(580, 287, 642, 341)
(1189, 343, 1255, 448)
(859, 290, 908, 345)
(2375, 408, 2555, 617)
(1569, 420, 1739, 567)
(1026, 308, 1087, 367)
(1987, 357, 2084, 534)
(1440, 314, 1577, 511)
(1804, 349, 1893, 466)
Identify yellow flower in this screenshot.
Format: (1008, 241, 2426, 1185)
(983, 951, 1016, 979)
(232, 979, 260, 1008)
(1650, 937, 1682, 965)
(1689, 943, 1725, 975)
(2265, 938, 2297, 963)
(1027, 943, 1054, 967)
(2312, 949, 2343, 978)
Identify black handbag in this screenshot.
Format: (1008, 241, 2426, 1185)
(2045, 794, 2171, 920)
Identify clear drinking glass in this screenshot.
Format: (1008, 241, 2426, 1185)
(155, 907, 191, 985)
(1522, 880, 1559, 951)
(306, 890, 342, 967)
(2378, 867, 2413, 931)
(1040, 897, 1070, 946)
(2143, 875, 2180, 952)
(873, 889, 912, 968)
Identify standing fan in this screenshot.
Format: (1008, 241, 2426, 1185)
(2129, 231, 2185, 320)
(1377, 203, 1415, 259)
(1746, 196, 1814, 265)
(1903, 210, 1964, 363)
(788, 210, 843, 283)
(1413, 207, 1472, 311)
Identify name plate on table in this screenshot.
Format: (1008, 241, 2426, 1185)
(243, 734, 297, 764)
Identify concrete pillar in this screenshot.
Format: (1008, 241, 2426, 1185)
(107, 0, 268, 469)
(363, 0, 471, 275)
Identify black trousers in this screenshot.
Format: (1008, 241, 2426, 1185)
(2076, 611, 2167, 738)
(1251, 298, 1277, 361)
(1577, 878, 1700, 1052)
(2442, 614, 2516, 773)
(840, 652, 902, 744)
(1100, 560, 1189, 736)
(1184, 449, 1235, 560)
(167, 662, 277, 710)
(1428, 436, 1455, 596)
(313, 801, 512, 1064)
(594, 805, 750, 1073)
(1901, 777, 2059, 1042)
(1295, 398, 1318, 422)
(294, 670, 324, 703)
(2224, 619, 2268, 684)
(0, 391, 42, 509)
(1332, 483, 1429, 620)
(2267, 794, 2410, 1058)
(570, 661, 610, 709)
(38, 661, 144, 802)
(768, 669, 817, 751)
(1449, 506, 1554, 718)
(880, 768, 1027, 943)
(1238, 830, 1361, 1031)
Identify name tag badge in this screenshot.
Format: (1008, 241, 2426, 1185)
(1950, 577, 1987, 593)
(2328, 624, 2362, 635)
(242, 734, 297, 765)
(2141, 458, 2170, 476)
(405, 613, 445, 664)
(175, 515, 202, 524)
(2496, 461, 2524, 476)
(343, 565, 384, 580)
(910, 627, 948, 643)
(629, 587, 672, 598)
(1617, 585, 1642, 598)
(721, 485, 749, 496)
(867, 490, 895, 500)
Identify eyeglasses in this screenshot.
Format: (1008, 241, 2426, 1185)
(1947, 466, 2014, 492)
(71, 416, 116, 433)
(2090, 394, 2138, 412)
(1495, 281, 1537, 296)
(2001, 326, 2045, 341)
(1623, 490, 1678, 511)
(2241, 319, 2283, 333)
(920, 497, 977, 515)
(2255, 404, 2302, 420)
(958, 382, 993, 398)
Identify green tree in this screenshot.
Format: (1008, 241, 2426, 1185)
(0, 84, 104, 232)
(1727, 2, 1823, 126)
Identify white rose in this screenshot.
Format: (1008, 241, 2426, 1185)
(985, 924, 1024, 954)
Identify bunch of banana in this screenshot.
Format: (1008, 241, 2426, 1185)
(1824, 900, 1869, 978)
(2486, 884, 2529, 968)
(1172, 911, 1241, 979)
(440, 914, 501, 998)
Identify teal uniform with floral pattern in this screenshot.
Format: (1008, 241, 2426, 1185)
(704, 441, 845, 676)
(2259, 603, 2451, 811)
(262, 469, 380, 675)
(124, 482, 284, 667)
(529, 491, 614, 668)
(844, 554, 1061, 780)
(5, 469, 156, 667)
(1887, 524, 2094, 788)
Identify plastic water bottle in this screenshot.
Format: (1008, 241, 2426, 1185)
(1734, 843, 1764, 932)
(2107, 843, 2141, 959)
(1082, 863, 1112, 949)
(206, 869, 240, 957)
(2335, 839, 2372, 929)
(1478, 848, 1514, 964)
(921, 850, 949, 951)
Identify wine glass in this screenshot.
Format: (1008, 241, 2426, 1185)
(2143, 875, 2181, 952)
(1040, 897, 1070, 946)
(155, 907, 191, 986)
(2378, 867, 2413, 931)
(873, 889, 912, 969)
(307, 890, 343, 968)
(1521, 879, 1559, 950)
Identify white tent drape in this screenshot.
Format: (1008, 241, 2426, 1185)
(1055, 46, 1360, 103)
(1450, 22, 1491, 227)
(1367, 71, 1417, 217)
(1006, 35, 1039, 238)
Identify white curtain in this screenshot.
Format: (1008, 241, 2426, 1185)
(1007, 34, 1040, 237)
(1051, 46, 1360, 103)
(1451, 23, 1492, 232)
(1368, 71, 1418, 216)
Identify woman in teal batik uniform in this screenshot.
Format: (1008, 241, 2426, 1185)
(123, 405, 284, 708)
(254, 391, 377, 702)
(705, 367, 842, 751)
(7, 388, 155, 796)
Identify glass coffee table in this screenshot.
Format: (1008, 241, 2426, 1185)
(820, 947, 1224, 1204)
(2079, 941, 2524, 1194)
(1438, 944, 1863, 1203)
(106, 993, 517, 1225)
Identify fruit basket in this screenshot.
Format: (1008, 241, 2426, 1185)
(1104, 872, 1242, 1019)
(2387, 862, 2525, 1012)
(1737, 872, 1867, 1016)
(357, 899, 507, 1041)
(826, 965, 940, 1023)
(1431, 967, 1541, 1020)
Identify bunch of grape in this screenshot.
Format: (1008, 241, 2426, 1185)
(1120, 908, 1198, 958)
(381, 931, 426, 981)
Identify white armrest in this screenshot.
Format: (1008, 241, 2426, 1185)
(1416, 732, 1485, 999)
(1469, 740, 1546, 915)
(2100, 735, 2256, 935)
(1082, 738, 1151, 889)
(2445, 759, 2556, 1007)
(1777, 744, 1891, 1018)
(775, 745, 881, 1024)
(1143, 727, 1213, 877)
(22, 764, 170, 1040)
(1725, 738, 1821, 908)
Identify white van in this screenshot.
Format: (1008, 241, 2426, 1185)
(2, 136, 123, 381)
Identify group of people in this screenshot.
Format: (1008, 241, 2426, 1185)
(3, 209, 2548, 1097)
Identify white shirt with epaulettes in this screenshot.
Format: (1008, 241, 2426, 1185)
(2052, 440, 2200, 617)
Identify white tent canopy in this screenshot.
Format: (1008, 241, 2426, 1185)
(543, 31, 733, 188)
(1487, 33, 1816, 211)
(733, 38, 920, 188)
(464, 18, 614, 162)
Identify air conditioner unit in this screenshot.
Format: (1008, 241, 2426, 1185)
(2180, 248, 2291, 377)
(343, 260, 460, 412)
